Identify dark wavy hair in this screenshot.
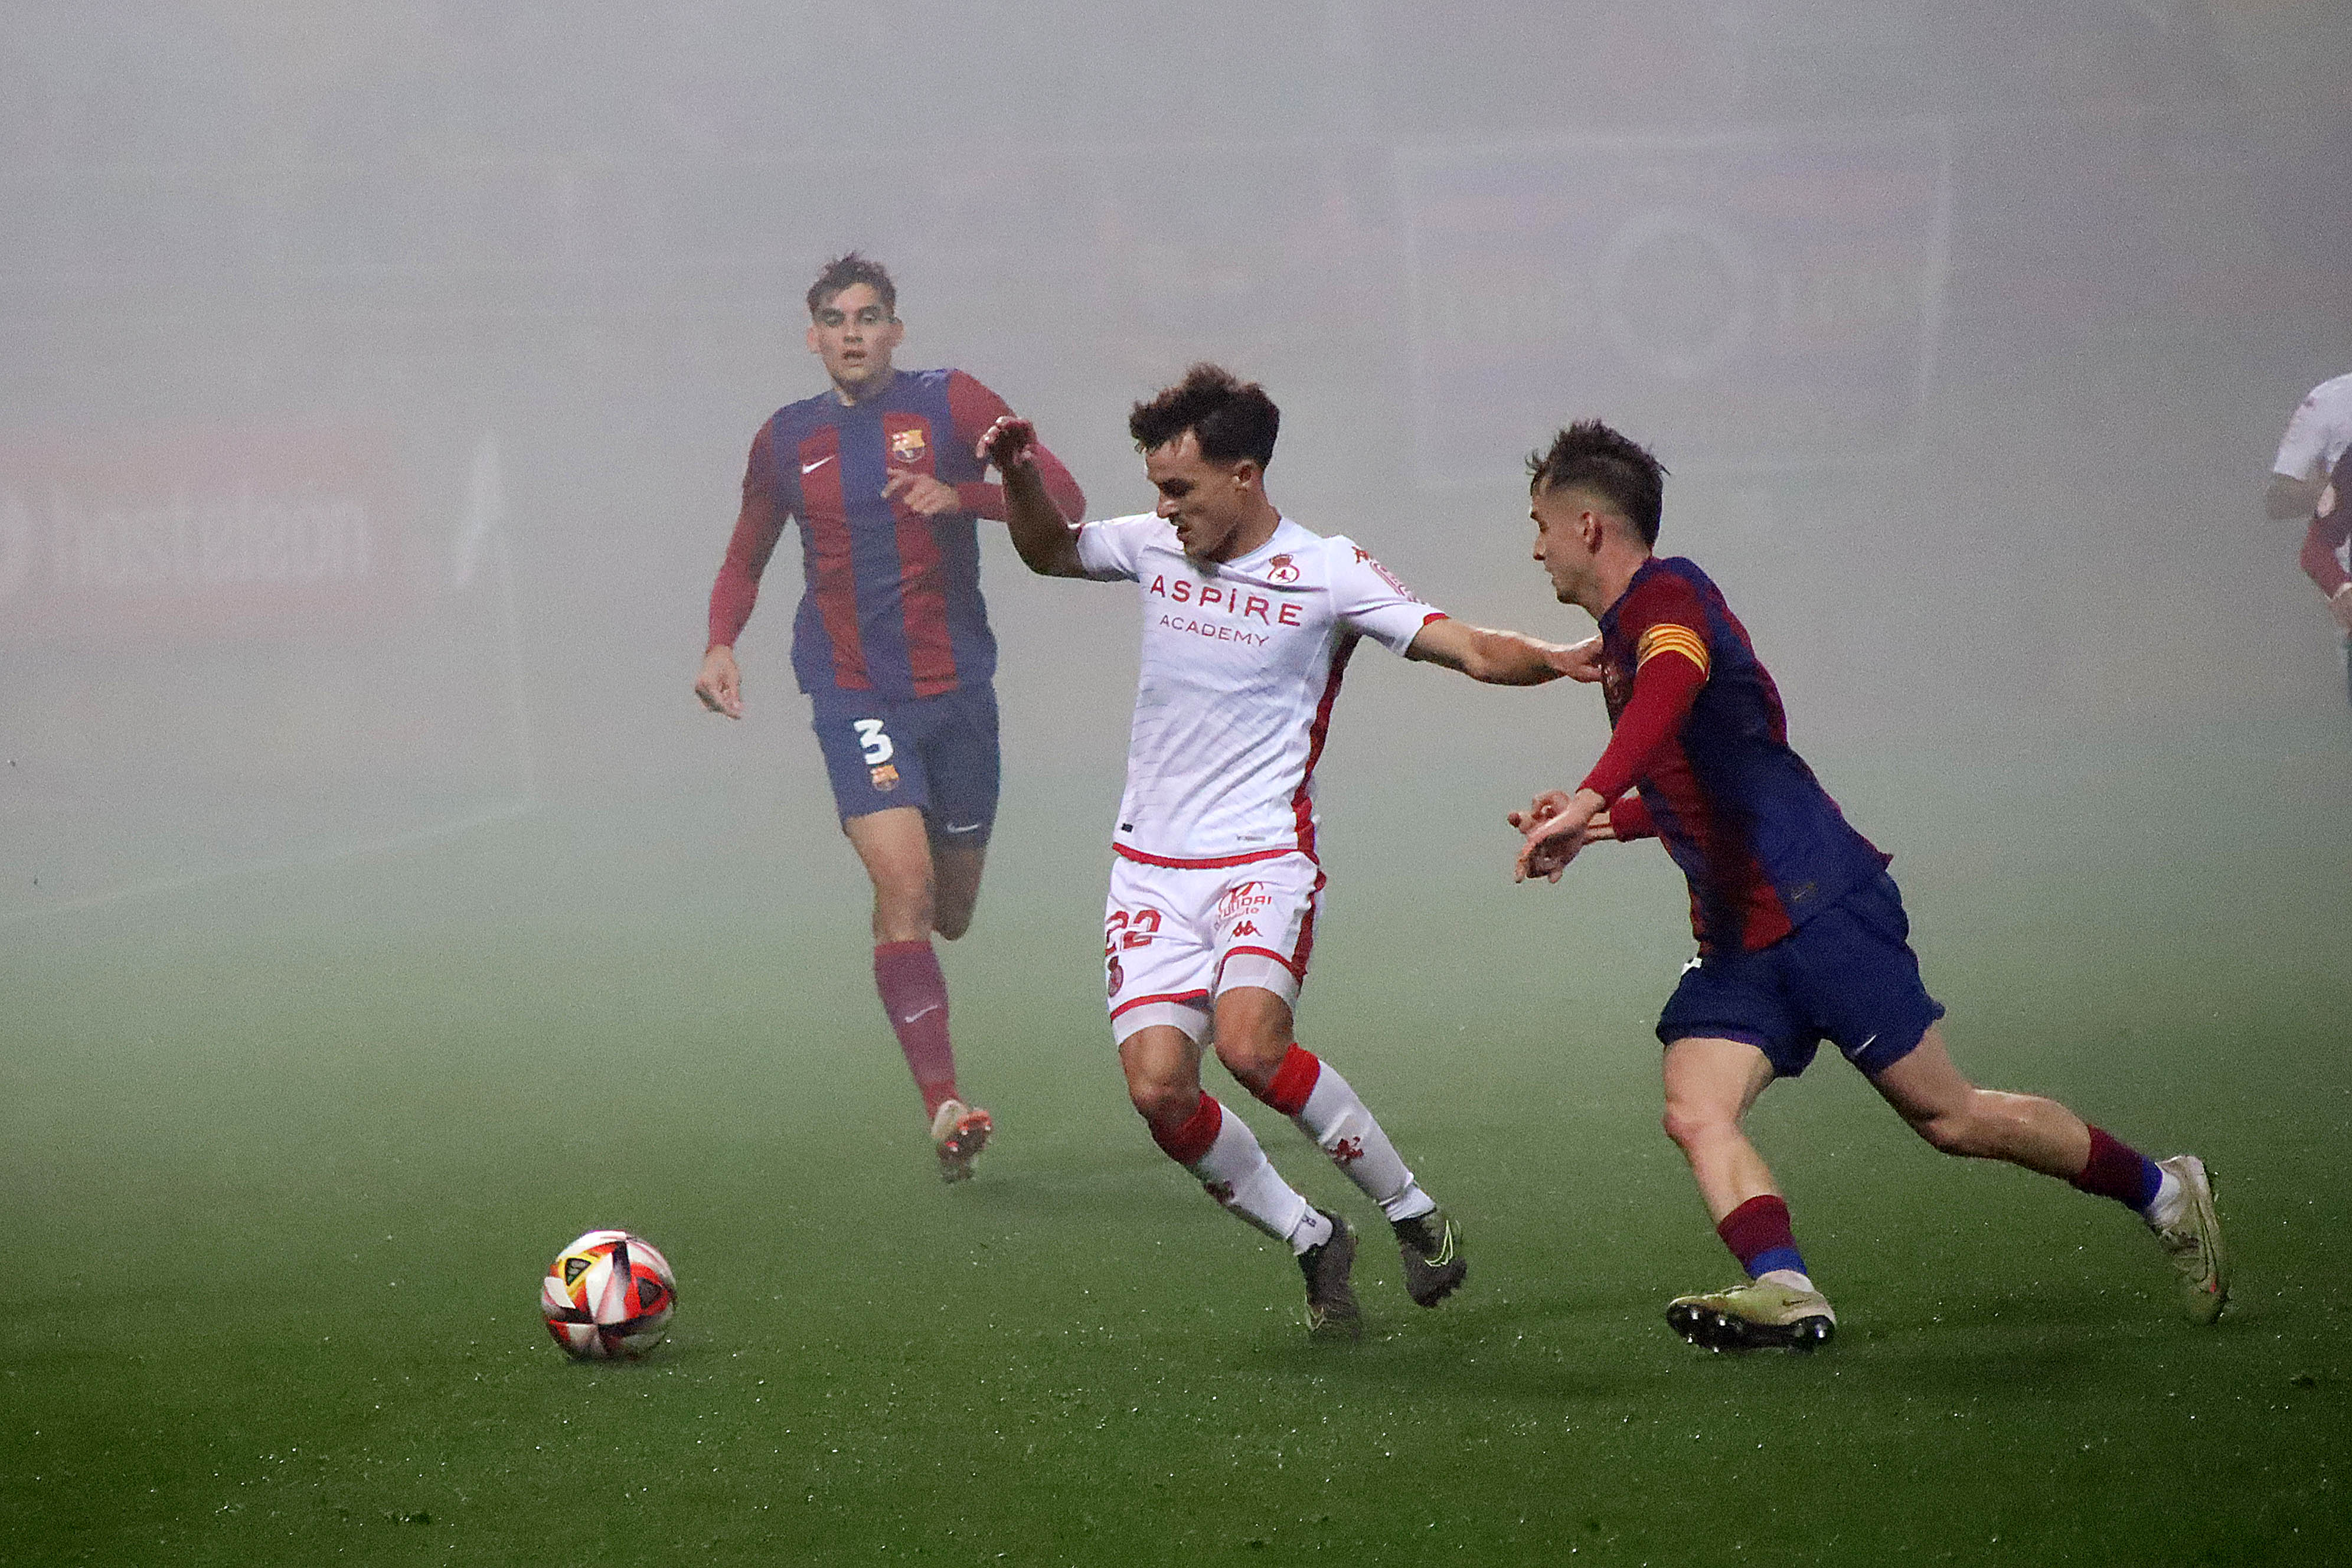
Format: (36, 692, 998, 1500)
(806, 251, 896, 318)
(1128, 363, 1280, 469)
(1527, 420, 1668, 545)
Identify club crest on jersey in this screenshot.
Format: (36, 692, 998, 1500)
(1266, 553, 1301, 584)
(888, 428, 927, 465)
(869, 762, 900, 791)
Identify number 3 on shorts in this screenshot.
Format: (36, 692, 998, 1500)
(852, 718, 894, 766)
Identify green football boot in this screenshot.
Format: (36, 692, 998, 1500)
(1392, 1208, 1466, 1308)
(1666, 1278, 1837, 1352)
(1298, 1209, 1361, 1341)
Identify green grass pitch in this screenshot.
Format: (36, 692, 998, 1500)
(6, 737, 2348, 1566)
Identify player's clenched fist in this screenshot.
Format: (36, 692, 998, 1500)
(976, 413, 1035, 471)
(695, 644, 744, 719)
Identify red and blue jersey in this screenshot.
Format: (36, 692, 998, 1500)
(707, 368, 1084, 707)
(1585, 556, 1888, 956)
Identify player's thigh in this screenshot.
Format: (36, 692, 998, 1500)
(841, 806, 935, 896)
(811, 703, 933, 825)
(1782, 873, 1946, 1077)
(917, 684, 1001, 850)
(1655, 949, 1816, 1080)
(1206, 853, 1324, 1015)
(1662, 1034, 1779, 1127)
(1860, 1024, 1975, 1124)
(1105, 858, 1217, 1047)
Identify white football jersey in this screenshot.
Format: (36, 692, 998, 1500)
(1074, 513, 1445, 864)
(2274, 371, 2352, 479)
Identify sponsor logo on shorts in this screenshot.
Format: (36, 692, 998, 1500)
(1214, 880, 1275, 922)
(869, 762, 900, 791)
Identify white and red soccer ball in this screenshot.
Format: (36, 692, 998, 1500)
(541, 1229, 677, 1360)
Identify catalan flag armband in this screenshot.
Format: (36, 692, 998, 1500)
(1634, 621, 1710, 680)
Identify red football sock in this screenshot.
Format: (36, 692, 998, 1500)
(1717, 1194, 1807, 1279)
(2070, 1126, 2163, 1211)
(873, 940, 956, 1117)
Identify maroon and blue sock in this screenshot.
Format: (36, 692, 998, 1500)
(1719, 1194, 1808, 1280)
(2069, 1125, 2162, 1213)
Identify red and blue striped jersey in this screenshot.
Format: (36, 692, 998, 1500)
(1586, 556, 1889, 956)
(707, 368, 1084, 707)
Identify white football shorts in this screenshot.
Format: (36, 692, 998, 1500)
(1102, 849, 1325, 1044)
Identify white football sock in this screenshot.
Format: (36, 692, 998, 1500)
(1292, 1059, 1436, 1222)
(1185, 1106, 1312, 1246)
(2142, 1167, 2186, 1229)
(1758, 1268, 1817, 1293)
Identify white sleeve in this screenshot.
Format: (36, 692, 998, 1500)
(2275, 381, 2351, 479)
(1325, 535, 1447, 655)
(1074, 513, 1154, 583)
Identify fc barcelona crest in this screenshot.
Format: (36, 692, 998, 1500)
(888, 428, 927, 465)
(869, 763, 901, 792)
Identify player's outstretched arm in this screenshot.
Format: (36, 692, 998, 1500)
(1405, 619, 1600, 685)
(978, 414, 1086, 579)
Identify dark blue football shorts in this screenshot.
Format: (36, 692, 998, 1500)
(809, 684, 1000, 844)
(1654, 871, 1944, 1080)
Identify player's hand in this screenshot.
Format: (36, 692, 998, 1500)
(1548, 635, 1606, 683)
(882, 469, 961, 516)
(2331, 584, 2352, 635)
(1505, 789, 1576, 835)
(695, 645, 743, 720)
(976, 413, 1036, 472)
(1513, 788, 1606, 884)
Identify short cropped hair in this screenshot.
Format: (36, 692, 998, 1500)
(1128, 363, 1280, 469)
(806, 251, 897, 318)
(1528, 420, 1668, 546)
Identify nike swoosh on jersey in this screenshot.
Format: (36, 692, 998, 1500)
(802, 455, 835, 474)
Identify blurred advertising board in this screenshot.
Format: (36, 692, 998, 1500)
(1400, 120, 1951, 481)
(1, 426, 531, 917)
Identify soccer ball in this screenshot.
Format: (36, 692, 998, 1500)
(540, 1229, 677, 1360)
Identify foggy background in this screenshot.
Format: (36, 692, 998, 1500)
(5, 0, 2349, 946)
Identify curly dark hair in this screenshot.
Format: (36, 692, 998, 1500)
(1128, 363, 1280, 469)
(805, 251, 896, 318)
(1527, 420, 1668, 545)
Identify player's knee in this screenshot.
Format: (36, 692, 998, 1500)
(1213, 1035, 1287, 1097)
(1126, 1075, 1195, 1131)
(1660, 1099, 1722, 1153)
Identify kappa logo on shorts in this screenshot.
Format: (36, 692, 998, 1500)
(1230, 920, 1260, 937)
(869, 763, 900, 791)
